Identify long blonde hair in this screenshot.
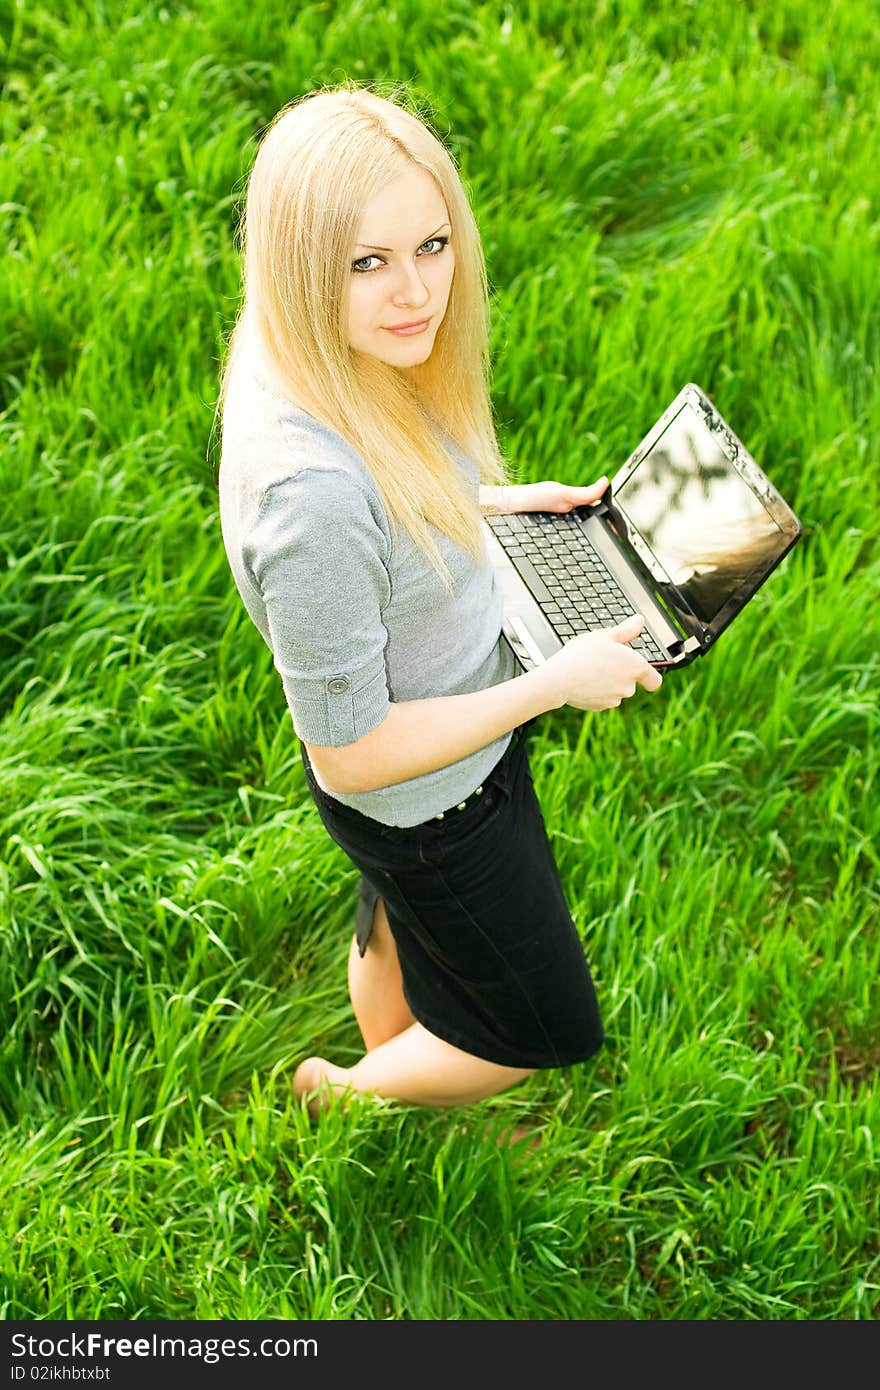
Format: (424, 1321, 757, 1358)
(213, 80, 512, 594)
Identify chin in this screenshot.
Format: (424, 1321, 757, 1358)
(376, 345, 434, 366)
(351, 337, 436, 368)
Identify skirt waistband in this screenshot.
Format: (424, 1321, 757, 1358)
(432, 781, 486, 820)
(432, 724, 525, 820)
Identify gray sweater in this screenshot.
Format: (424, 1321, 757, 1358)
(218, 354, 517, 827)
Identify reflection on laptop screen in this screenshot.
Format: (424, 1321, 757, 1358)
(615, 404, 785, 625)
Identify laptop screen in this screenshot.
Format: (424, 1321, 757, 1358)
(614, 403, 787, 626)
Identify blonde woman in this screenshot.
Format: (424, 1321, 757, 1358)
(216, 83, 662, 1116)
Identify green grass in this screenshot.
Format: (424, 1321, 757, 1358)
(1, 0, 878, 1320)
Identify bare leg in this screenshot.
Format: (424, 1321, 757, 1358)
(293, 1021, 535, 1113)
(347, 894, 416, 1051)
(297, 894, 537, 1114)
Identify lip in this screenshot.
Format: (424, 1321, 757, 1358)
(383, 318, 430, 335)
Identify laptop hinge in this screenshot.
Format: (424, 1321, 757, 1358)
(585, 491, 629, 542)
(579, 496, 709, 652)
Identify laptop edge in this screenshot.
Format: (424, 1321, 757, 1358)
(484, 382, 802, 675)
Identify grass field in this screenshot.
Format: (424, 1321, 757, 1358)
(1, 0, 878, 1320)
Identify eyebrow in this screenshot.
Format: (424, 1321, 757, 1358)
(355, 222, 451, 252)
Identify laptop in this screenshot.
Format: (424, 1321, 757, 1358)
(482, 382, 803, 672)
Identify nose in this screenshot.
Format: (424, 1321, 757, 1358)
(391, 258, 431, 309)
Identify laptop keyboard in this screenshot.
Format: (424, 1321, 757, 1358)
(486, 512, 668, 662)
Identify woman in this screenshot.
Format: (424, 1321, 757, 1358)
(216, 82, 662, 1115)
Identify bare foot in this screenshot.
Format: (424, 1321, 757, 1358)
(293, 1055, 353, 1118)
(499, 1123, 541, 1151)
(454, 1118, 542, 1154)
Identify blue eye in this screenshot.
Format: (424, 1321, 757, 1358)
(351, 235, 450, 274)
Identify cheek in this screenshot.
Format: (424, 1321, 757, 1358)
(348, 280, 381, 324)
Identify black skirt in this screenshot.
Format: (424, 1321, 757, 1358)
(298, 721, 603, 1070)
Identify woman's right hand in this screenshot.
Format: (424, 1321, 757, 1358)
(542, 614, 663, 711)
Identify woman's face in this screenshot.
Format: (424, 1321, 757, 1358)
(347, 164, 454, 364)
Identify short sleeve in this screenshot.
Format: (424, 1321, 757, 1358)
(243, 467, 392, 746)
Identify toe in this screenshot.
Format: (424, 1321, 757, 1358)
(293, 1056, 325, 1100)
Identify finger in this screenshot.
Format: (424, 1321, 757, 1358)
(580, 476, 609, 499)
(563, 478, 609, 507)
(636, 664, 664, 692)
(610, 613, 646, 642)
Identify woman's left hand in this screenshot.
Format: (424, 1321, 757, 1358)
(504, 477, 610, 514)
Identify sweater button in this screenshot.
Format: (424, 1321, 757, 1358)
(327, 676, 350, 694)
